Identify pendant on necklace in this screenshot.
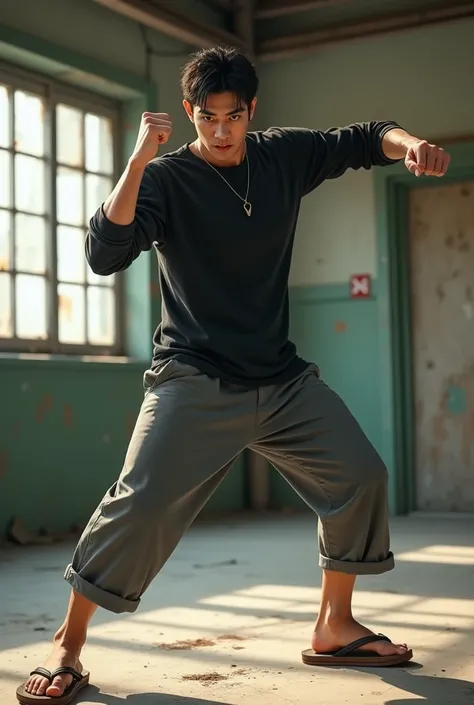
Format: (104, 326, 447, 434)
(243, 201, 252, 217)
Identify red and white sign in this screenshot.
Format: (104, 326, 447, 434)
(350, 274, 371, 299)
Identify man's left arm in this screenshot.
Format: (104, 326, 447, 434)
(276, 122, 451, 196)
(381, 126, 451, 177)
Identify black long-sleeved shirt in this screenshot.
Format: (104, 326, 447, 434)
(86, 122, 401, 386)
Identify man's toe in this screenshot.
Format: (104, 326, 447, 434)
(46, 675, 70, 697)
(35, 681, 49, 696)
(30, 679, 44, 696)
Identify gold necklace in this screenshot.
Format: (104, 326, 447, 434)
(198, 142, 252, 217)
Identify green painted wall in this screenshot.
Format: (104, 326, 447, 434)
(0, 356, 245, 535)
(271, 284, 382, 510)
(1, 358, 146, 534)
(288, 286, 382, 452)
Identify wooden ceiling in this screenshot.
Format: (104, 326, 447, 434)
(92, 0, 474, 60)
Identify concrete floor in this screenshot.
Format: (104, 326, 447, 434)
(1, 513, 474, 705)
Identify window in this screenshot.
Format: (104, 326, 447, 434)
(0, 63, 122, 354)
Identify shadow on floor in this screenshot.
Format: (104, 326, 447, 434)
(77, 688, 231, 705)
(74, 666, 474, 705)
(324, 662, 474, 705)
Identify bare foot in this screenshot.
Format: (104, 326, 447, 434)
(312, 617, 409, 656)
(24, 643, 83, 698)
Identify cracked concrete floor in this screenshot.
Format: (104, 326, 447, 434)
(1, 513, 474, 705)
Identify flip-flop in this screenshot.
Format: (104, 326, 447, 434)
(302, 633, 413, 667)
(16, 666, 90, 704)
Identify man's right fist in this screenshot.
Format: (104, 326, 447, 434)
(130, 112, 172, 166)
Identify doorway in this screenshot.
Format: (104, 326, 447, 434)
(408, 181, 474, 511)
(375, 143, 474, 514)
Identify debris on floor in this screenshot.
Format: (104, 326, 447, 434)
(193, 558, 239, 569)
(156, 638, 216, 650)
(182, 669, 247, 685)
(156, 634, 248, 650)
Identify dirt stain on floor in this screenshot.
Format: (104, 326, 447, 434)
(182, 669, 247, 685)
(155, 638, 216, 650)
(156, 634, 249, 650)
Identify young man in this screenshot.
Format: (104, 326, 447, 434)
(17, 46, 450, 703)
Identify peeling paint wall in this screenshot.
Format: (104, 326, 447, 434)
(410, 182, 474, 511)
(0, 359, 245, 535)
(0, 361, 147, 533)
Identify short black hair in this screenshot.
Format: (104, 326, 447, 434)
(180, 46, 258, 110)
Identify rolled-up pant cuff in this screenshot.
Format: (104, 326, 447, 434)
(319, 551, 395, 575)
(64, 564, 140, 614)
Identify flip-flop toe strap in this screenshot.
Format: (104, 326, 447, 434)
(334, 633, 391, 657)
(50, 667, 83, 682)
(29, 667, 53, 682)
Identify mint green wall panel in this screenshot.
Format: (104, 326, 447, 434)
(270, 284, 382, 510)
(0, 360, 145, 535)
(0, 359, 245, 536)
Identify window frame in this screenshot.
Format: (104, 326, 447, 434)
(0, 60, 124, 356)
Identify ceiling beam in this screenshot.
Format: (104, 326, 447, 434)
(92, 0, 241, 49)
(256, 0, 350, 20)
(234, 0, 256, 56)
(202, 0, 234, 11)
(258, 1, 474, 60)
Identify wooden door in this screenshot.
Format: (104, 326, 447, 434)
(409, 181, 474, 511)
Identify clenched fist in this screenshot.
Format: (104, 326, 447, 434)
(130, 112, 172, 167)
(405, 139, 450, 178)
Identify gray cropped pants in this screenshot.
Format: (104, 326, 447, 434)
(64, 360, 394, 614)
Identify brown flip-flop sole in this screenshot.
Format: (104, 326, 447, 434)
(302, 647, 413, 667)
(16, 671, 90, 705)
(302, 633, 413, 668)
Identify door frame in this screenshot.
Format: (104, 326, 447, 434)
(374, 139, 474, 514)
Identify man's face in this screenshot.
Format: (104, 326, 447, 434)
(184, 91, 256, 164)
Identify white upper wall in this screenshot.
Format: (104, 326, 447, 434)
(256, 18, 474, 285)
